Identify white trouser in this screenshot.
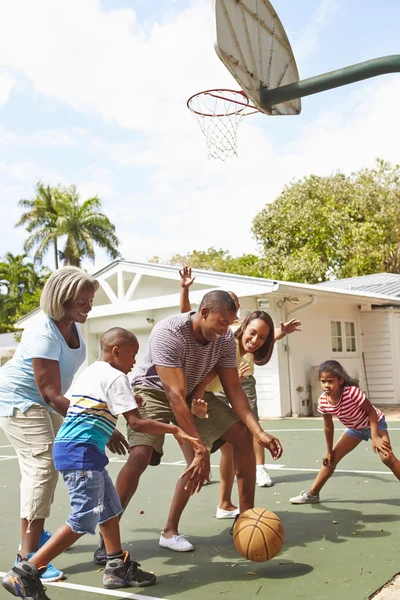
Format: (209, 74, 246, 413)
(0, 404, 63, 523)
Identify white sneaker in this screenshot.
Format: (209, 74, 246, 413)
(289, 490, 320, 504)
(256, 465, 273, 487)
(216, 506, 240, 519)
(159, 533, 194, 552)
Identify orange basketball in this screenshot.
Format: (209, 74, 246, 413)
(233, 508, 284, 562)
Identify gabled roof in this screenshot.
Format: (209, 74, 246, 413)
(15, 262, 400, 329)
(315, 273, 400, 298)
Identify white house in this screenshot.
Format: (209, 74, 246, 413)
(16, 262, 400, 418)
(0, 333, 18, 367)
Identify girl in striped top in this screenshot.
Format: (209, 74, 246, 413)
(290, 359, 400, 504)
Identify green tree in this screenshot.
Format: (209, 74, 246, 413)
(16, 183, 63, 269)
(0, 253, 50, 333)
(252, 159, 400, 283)
(168, 247, 265, 277)
(0, 253, 38, 299)
(16, 182, 121, 268)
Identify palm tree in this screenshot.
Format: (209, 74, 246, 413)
(0, 253, 39, 299)
(16, 183, 121, 268)
(55, 187, 121, 267)
(16, 182, 63, 269)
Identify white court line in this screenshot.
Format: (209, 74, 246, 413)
(0, 445, 12, 448)
(268, 466, 393, 476)
(0, 456, 17, 461)
(0, 572, 166, 600)
(264, 428, 400, 432)
(108, 458, 394, 476)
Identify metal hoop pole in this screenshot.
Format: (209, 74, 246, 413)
(261, 55, 400, 110)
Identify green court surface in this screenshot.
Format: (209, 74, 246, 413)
(1, 420, 400, 600)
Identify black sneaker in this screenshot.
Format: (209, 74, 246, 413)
(2, 560, 50, 600)
(230, 514, 240, 536)
(94, 533, 107, 565)
(103, 551, 157, 589)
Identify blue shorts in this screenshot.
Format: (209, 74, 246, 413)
(62, 468, 123, 535)
(345, 415, 388, 441)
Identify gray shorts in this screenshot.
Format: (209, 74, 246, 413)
(215, 374, 259, 420)
(128, 386, 240, 466)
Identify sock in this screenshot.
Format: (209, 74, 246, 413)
(107, 550, 124, 561)
(256, 464, 265, 471)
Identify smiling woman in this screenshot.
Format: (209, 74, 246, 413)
(0, 267, 99, 583)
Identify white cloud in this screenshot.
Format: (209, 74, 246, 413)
(293, 0, 340, 65)
(0, 69, 16, 108)
(1, 1, 400, 271)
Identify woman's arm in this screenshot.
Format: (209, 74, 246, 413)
(274, 318, 302, 341)
(32, 358, 70, 416)
(179, 266, 195, 313)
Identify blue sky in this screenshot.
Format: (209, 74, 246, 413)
(1, 0, 400, 273)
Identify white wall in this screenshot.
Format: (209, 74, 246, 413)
(282, 296, 364, 415)
(361, 309, 398, 405)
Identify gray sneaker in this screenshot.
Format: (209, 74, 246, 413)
(103, 551, 157, 589)
(289, 490, 320, 504)
(2, 561, 50, 600)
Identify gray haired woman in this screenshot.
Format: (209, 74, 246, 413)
(0, 267, 106, 582)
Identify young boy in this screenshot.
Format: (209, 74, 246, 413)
(2, 327, 199, 600)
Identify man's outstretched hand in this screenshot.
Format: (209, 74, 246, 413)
(258, 431, 283, 460)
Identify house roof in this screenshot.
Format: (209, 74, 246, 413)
(93, 260, 400, 306)
(315, 273, 400, 298)
(15, 262, 400, 328)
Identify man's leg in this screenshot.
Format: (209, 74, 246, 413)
(115, 445, 153, 510)
(160, 441, 195, 547)
(218, 443, 238, 512)
(222, 422, 256, 513)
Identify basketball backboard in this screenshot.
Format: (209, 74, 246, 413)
(213, 0, 301, 116)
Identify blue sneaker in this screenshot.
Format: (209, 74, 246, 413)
(14, 554, 64, 583)
(18, 530, 52, 553)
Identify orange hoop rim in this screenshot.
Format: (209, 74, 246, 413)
(187, 88, 259, 117)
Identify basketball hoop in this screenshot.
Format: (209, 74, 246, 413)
(187, 89, 258, 160)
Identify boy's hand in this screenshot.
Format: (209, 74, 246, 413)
(322, 450, 334, 466)
(134, 393, 144, 408)
(173, 427, 201, 449)
(238, 362, 250, 380)
(106, 429, 130, 455)
(372, 436, 392, 455)
(179, 266, 195, 288)
(191, 398, 209, 419)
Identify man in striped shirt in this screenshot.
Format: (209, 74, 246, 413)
(94, 290, 283, 560)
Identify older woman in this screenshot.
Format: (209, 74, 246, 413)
(0, 267, 99, 582)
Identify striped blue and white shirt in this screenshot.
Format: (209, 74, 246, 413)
(53, 361, 138, 470)
(132, 312, 237, 394)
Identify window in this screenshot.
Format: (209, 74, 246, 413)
(345, 322, 356, 352)
(331, 321, 343, 352)
(331, 320, 356, 354)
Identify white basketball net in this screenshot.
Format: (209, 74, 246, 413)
(187, 89, 257, 160)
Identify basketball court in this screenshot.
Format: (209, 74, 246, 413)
(2, 1, 400, 599)
(1, 419, 399, 600)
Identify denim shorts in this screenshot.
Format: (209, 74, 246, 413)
(345, 416, 388, 441)
(62, 468, 123, 535)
